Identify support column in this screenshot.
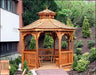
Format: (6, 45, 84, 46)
(71, 33, 74, 63)
(21, 34, 25, 68)
(71, 34, 73, 50)
(56, 32, 62, 68)
(35, 32, 41, 68)
(67, 36, 70, 50)
(53, 36, 56, 62)
(35, 36, 39, 68)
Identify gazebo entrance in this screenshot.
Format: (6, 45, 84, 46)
(19, 8, 75, 69)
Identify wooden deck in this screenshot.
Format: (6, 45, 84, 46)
(35, 62, 72, 71)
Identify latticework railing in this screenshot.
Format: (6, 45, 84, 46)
(0, 60, 9, 75)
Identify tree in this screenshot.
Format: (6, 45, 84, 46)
(23, 60, 29, 74)
(29, 36, 36, 49)
(55, 1, 95, 27)
(82, 16, 90, 38)
(43, 35, 54, 49)
(66, 17, 73, 27)
(23, 0, 57, 26)
(66, 17, 76, 39)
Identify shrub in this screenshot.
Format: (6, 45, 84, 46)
(10, 64, 16, 75)
(87, 40, 95, 49)
(15, 57, 21, 65)
(26, 73, 33, 75)
(77, 55, 82, 60)
(74, 40, 83, 48)
(61, 41, 67, 49)
(23, 60, 29, 74)
(75, 59, 89, 72)
(29, 36, 36, 49)
(82, 16, 90, 38)
(72, 54, 78, 70)
(66, 17, 76, 39)
(81, 52, 89, 60)
(75, 48, 82, 55)
(13, 63, 18, 69)
(89, 48, 96, 62)
(43, 35, 54, 48)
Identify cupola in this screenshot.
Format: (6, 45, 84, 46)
(38, 7, 56, 19)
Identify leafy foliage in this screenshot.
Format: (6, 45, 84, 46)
(75, 59, 89, 72)
(66, 17, 76, 39)
(81, 52, 89, 60)
(75, 48, 82, 55)
(10, 57, 21, 75)
(72, 53, 90, 72)
(43, 35, 54, 49)
(15, 57, 21, 65)
(87, 40, 95, 49)
(66, 17, 73, 27)
(29, 36, 36, 49)
(74, 40, 83, 48)
(23, 1, 95, 28)
(82, 16, 90, 38)
(26, 73, 33, 75)
(23, 60, 29, 74)
(89, 48, 96, 62)
(72, 54, 78, 70)
(61, 41, 67, 49)
(55, 1, 95, 27)
(23, 0, 57, 26)
(10, 64, 16, 75)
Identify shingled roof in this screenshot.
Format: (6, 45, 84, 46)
(19, 8, 75, 31)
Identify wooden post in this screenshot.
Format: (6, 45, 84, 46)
(71, 33, 73, 63)
(53, 36, 56, 62)
(68, 36, 70, 50)
(35, 32, 41, 68)
(21, 34, 25, 69)
(56, 32, 62, 68)
(71, 34, 73, 50)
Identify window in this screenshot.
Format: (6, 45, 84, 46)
(0, 0, 17, 14)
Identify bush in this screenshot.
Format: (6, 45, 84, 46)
(74, 40, 83, 48)
(87, 40, 95, 49)
(10, 64, 16, 75)
(82, 16, 90, 38)
(43, 35, 54, 48)
(26, 73, 33, 75)
(66, 17, 76, 39)
(61, 41, 67, 49)
(23, 60, 29, 74)
(15, 57, 21, 65)
(81, 52, 89, 60)
(75, 48, 82, 55)
(75, 59, 89, 72)
(29, 36, 36, 49)
(89, 48, 96, 62)
(72, 54, 78, 70)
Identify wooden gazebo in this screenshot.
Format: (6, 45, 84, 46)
(19, 8, 76, 69)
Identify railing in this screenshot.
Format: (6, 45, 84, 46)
(0, 60, 9, 75)
(60, 50, 73, 66)
(23, 49, 73, 68)
(23, 51, 36, 67)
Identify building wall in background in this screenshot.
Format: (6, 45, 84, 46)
(0, 8, 19, 42)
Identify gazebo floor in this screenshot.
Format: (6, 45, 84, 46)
(35, 62, 72, 71)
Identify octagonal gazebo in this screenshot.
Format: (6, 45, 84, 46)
(19, 8, 76, 69)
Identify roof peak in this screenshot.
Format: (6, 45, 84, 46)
(46, 7, 48, 10)
(38, 8, 56, 19)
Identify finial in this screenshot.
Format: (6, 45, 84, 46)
(46, 7, 48, 10)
